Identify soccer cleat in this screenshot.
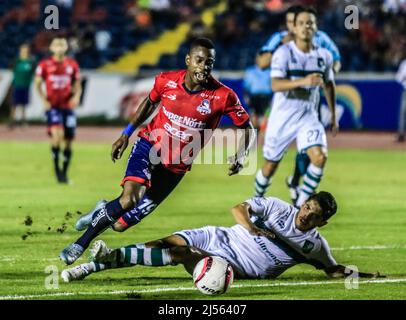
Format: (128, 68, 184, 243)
(89, 240, 115, 263)
(285, 176, 299, 205)
(75, 200, 107, 231)
(60, 243, 84, 265)
(61, 264, 92, 282)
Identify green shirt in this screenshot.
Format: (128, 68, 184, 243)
(13, 58, 35, 88)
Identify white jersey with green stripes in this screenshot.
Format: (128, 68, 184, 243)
(175, 197, 337, 279)
(263, 41, 333, 161)
(270, 40, 334, 116)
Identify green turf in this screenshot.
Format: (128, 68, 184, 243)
(1, 141, 406, 300)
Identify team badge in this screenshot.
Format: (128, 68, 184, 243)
(317, 58, 325, 68)
(196, 99, 211, 115)
(302, 240, 315, 253)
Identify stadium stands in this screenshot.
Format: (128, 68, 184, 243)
(0, 0, 405, 71)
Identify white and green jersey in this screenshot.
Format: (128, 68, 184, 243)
(175, 197, 337, 279)
(270, 40, 334, 121)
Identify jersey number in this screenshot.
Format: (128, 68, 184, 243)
(307, 130, 320, 143)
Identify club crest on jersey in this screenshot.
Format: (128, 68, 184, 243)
(196, 99, 211, 115)
(302, 240, 315, 254)
(317, 58, 325, 68)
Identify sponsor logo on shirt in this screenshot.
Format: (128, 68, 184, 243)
(200, 92, 220, 100)
(163, 106, 205, 129)
(165, 80, 178, 89)
(254, 237, 283, 266)
(196, 99, 211, 115)
(163, 122, 192, 142)
(162, 93, 177, 101)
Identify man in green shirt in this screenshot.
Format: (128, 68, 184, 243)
(9, 44, 35, 128)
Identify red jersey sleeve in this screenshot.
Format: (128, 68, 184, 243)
(35, 61, 46, 79)
(148, 73, 165, 103)
(71, 60, 81, 81)
(224, 91, 250, 127)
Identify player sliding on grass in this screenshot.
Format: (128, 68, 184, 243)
(62, 191, 383, 282)
(60, 37, 255, 265)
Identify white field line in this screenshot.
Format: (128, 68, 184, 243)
(0, 245, 405, 263)
(1, 278, 406, 300)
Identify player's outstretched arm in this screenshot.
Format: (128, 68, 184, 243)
(111, 97, 158, 162)
(324, 265, 385, 279)
(228, 121, 256, 176)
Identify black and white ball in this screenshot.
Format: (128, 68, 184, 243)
(193, 256, 234, 295)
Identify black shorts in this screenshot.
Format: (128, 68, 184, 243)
(119, 161, 185, 227)
(46, 108, 76, 140)
(249, 94, 272, 116)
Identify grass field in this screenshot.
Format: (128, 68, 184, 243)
(1, 140, 406, 300)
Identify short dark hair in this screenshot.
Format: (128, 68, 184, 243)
(189, 37, 215, 53)
(308, 191, 337, 220)
(294, 6, 317, 24)
(286, 5, 305, 16)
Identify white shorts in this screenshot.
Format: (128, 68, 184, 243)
(174, 225, 278, 279)
(263, 112, 327, 162)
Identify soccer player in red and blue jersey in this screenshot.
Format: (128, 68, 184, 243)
(60, 38, 255, 265)
(34, 36, 82, 184)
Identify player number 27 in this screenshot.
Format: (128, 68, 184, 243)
(307, 130, 320, 143)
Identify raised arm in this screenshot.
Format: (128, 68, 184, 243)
(111, 97, 159, 162)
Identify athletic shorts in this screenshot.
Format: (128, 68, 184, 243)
(174, 226, 276, 279)
(263, 111, 327, 162)
(46, 108, 76, 140)
(12, 87, 29, 106)
(119, 137, 185, 226)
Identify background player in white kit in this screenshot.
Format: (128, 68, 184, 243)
(62, 191, 382, 282)
(254, 7, 338, 207)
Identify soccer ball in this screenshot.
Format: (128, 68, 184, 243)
(193, 256, 234, 295)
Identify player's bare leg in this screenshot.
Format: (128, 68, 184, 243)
(296, 146, 327, 206)
(50, 126, 64, 182)
(61, 180, 146, 265)
(254, 160, 279, 197)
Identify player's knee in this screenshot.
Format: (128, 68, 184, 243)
(119, 194, 138, 211)
(312, 152, 327, 167)
(111, 221, 127, 232)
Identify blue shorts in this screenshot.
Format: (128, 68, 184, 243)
(12, 87, 30, 106)
(119, 137, 185, 227)
(46, 108, 77, 140)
